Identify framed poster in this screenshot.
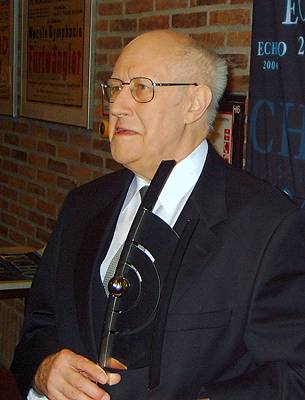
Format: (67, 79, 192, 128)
(0, 0, 18, 116)
(20, 0, 95, 128)
(210, 94, 246, 168)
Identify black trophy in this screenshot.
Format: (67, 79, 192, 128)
(99, 160, 198, 389)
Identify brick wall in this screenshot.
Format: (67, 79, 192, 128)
(0, 119, 113, 248)
(96, 0, 253, 95)
(1, 0, 253, 247)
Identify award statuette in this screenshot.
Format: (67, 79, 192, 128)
(99, 160, 198, 389)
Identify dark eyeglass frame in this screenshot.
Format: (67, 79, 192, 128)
(100, 77, 198, 103)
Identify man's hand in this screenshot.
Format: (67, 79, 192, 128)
(33, 349, 121, 400)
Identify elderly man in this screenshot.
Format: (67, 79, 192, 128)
(12, 30, 305, 400)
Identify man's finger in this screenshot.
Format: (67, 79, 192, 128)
(52, 383, 102, 400)
(106, 371, 122, 386)
(66, 368, 110, 399)
(71, 352, 108, 385)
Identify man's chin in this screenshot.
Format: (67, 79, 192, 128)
(110, 152, 137, 171)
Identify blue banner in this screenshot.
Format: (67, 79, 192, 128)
(246, 0, 305, 207)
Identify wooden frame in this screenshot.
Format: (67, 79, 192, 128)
(211, 94, 246, 168)
(0, 0, 18, 116)
(20, 0, 95, 128)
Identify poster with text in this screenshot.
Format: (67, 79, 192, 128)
(0, 0, 17, 116)
(21, 0, 94, 127)
(246, 0, 305, 207)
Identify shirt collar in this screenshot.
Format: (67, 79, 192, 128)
(123, 139, 208, 212)
(156, 139, 207, 214)
(122, 173, 149, 212)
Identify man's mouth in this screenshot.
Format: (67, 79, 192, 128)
(115, 127, 137, 135)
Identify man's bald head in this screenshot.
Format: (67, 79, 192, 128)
(121, 30, 228, 132)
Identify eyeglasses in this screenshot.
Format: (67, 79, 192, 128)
(100, 77, 198, 104)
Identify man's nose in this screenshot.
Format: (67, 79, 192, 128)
(110, 85, 133, 117)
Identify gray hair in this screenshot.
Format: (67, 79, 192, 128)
(173, 40, 228, 132)
(202, 47, 228, 132)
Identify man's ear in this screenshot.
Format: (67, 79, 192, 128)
(184, 84, 212, 124)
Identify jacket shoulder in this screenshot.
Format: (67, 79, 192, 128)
(61, 168, 133, 214)
(225, 163, 298, 220)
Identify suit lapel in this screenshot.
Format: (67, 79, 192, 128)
(171, 144, 228, 308)
(73, 170, 133, 358)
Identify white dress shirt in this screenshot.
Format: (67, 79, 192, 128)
(27, 140, 208, 400)
(100, 139, 208, 280)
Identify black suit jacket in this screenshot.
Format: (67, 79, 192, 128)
(11, 144, 305, 399)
